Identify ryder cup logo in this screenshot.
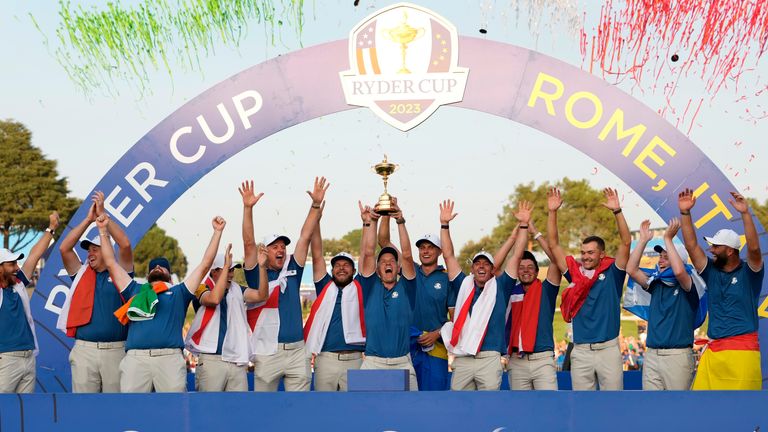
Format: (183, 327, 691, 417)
(339, 3, 469, 131)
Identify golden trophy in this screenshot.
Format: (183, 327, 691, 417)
(372, 155, 399, 215)
(383, 11, 425, 74)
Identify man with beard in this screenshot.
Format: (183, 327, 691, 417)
(440, 200, 529, 391)
(97, 213, 226, 392)
(57, 191, 134, 393)
(241, 177, 328, 391)
(305, 216, 365, 391)
(0, 211, 59, 393)
(626, 219, 699, 390)
(546, 187, 631, 391)
(185, 244, 269, 392)
(357, 200, 419, 390)
(678, 189, 764, 390)
(378, 202, 453, 390)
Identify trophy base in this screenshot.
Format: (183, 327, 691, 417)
(376, 194, 396, 215)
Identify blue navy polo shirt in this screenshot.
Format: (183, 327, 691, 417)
(645, 278, 698, 348)
(315, 274, 365, 353)
(449, 271, 518, 354)
(566, 263, 626, 344)
(192, 283, 248, 355)
(412, 265, 454, 332)
(356, 272, 416, 358)
(700, 258, 764, 340)
(124, 281, 195, 350)
(532, 280, 560, 353)
(0, 271, 35, 353)
(69, 268, 132, 343)
(244, 255, 305, 343)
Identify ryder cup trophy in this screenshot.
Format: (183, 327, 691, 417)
(372, 155, 399, 215)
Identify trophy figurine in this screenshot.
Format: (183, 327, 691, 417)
(383, 11, 425, 74)
(372, 155, 399, 215)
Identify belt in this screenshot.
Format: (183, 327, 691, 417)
(473, 351, 500, 359)
(75, 340, 126, 350)
(321, 351, 363, 361)
(1, 350, 33, 358)
(278, 341, 305, 350)
(576, 337, 618, 351)
(366, 354, 410, 365)
(647, 347, 692, 355)
(128, 348, 180, 357)
(515, 351, 554, 361)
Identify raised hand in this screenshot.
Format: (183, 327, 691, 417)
(91, 191, 106, 216)
(547, 187, 563, 212)
(664, 218, 681, 240)
(638, 220, 652, 242)
(728, 191, 750, 214)
(359, 201, 372, 223)
(257, 244, 268, 267)
(307, 176, 329, 205)
(48, 211, 60, 231)
(439, 200, 458, 225)
(601, 188, 621, 212)
(678, 188, 696, 212)
(96, 213, 110, 230)
(86, 201, 98, 222)
(212, 216, 226, 232)
(239, 180, 264, 208)
(514, 200, 533, 224)
(224, 243, 233, 267)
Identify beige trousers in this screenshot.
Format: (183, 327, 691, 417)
(360, 354, 418, 391)
(0, 350, 35, 393)
(195, 353, 248, 392)
(643, 347, 695, 390)
(313, 351, 363, 392)
(252, 341, 311, 392)
(70, 340, 125, 393)
(451, 351, 504, 391)
(119, 348, 187, 392)
(507, 351, 558, 390)
(570, 337, 623, 390)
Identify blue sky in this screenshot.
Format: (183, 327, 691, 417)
(2, 1, 766, 270)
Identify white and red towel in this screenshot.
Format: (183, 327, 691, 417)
(303, 278, 366, 355)
(185, 278, 251, 365)
(247, 257, 291, 357)
(0, 277, 38, 356)
(441, 274, 497, 357)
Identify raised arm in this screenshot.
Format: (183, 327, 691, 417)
(391, 201, 415, 279)
(59, 202, 97, 275)
(94, 214, 132, 291)
(546, 188, 567, 274)
(311, 219, 326, 283)
(239, 180, 264, 269)
(729, 192, 763, 271)
(184, 217, 225, 292)
(294, 177, 329, 266)
(529, 219, 561, 284)
(626, 220, 652, 289)
(200, 243, 233, 307)
(505, 201, 532, 279)
(678, 188, 707, 272)
(493, 225, 519, 277)
(603, 188, 631, 269)
(21, 212, 59, 278)
(439, 200, 461, 280)
(664, 218, 693, 291)
(244, 245, 270, 303)
(93, 191, 133, 272)
(359, 201, 377, 277)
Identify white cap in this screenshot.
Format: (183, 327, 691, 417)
(262, 234, 291, 246)
(472, 251, 495, 266)
(0, 249, 24, 264)
(704, 229, 741, 249)
(330, 252, 356, 268)
(79, 235, 102, 250)
(653, 244, 690, 264)
(211, 253, 243, 271)
(415, 233, 442, 250)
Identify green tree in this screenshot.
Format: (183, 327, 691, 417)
(747, 197, 767, 229)
(322, 228, 362, 256)
(0, 120, 80, 251)
(133, 224, 188, 278)
(458, 178, 617, 270)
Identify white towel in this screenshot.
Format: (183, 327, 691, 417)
(249, 257, 291, 357)
(304, 278, 365, 355)
(441, 274, 497, 357)
(0, 274, 39, 356)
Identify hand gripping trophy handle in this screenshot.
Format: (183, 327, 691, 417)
(372, 155, 399, 215)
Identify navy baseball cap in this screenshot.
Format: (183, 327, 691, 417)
(148, 257, 171, 273)
(377, 246, 399, 262)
